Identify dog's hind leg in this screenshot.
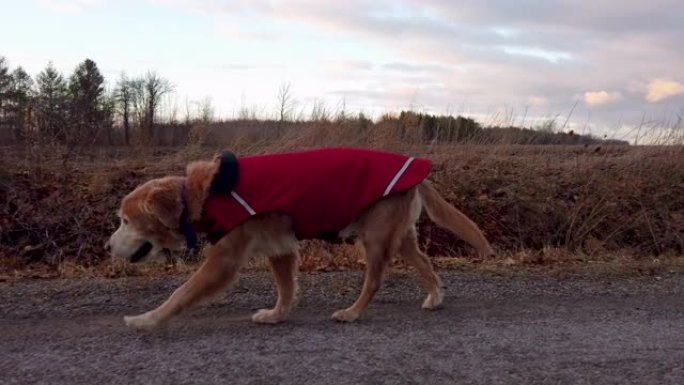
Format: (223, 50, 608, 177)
(331, 191, 416, 323)
(399, 227, 444, 310)
(252, 251, 300, 324)
(331, 240, 394, 323)
(124, 236, 249, 330)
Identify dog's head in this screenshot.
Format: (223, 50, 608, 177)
(105, 176, 189, 263)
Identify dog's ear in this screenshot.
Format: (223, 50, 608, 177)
(143, 185, 182, 229)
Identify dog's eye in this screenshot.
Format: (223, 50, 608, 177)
(123, 218, 129, 225)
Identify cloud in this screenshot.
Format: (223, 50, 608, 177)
(584, 91, 623, 106)
(214, 24, 279, 41)
(149, 0, 684, 140)
(38, 0, 105, 13)
(218, 64, 278, 71)
(527, 96, 549, 108)
(646, 78, 684, 102)
(500, 46, 572, 63)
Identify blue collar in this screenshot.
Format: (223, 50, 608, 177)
(179, 179, 198, 250)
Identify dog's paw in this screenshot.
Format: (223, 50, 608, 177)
(251, 308, 286, 324)
(124, 312, 158, 330)
(422, 290, 444, 310)
(331, 308, 360, 323)
(479, 245, 496, 258)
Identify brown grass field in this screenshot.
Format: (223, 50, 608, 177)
(1, 123, 683, 280)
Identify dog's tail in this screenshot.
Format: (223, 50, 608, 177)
(418, 181, 495, 257)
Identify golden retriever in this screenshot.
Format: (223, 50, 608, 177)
(105, 148, 494, 330)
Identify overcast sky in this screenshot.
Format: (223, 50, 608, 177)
(2, 0, 683, 142)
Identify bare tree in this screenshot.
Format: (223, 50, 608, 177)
(115, 72, 134, 145)
(167, 95, 179, 125)
(143, 71, 173, 132)
(277, 82, 294, 122)
(129, 77, 146, 135)
(184, 96, 193, 125)
(126, 72, 172, 144)
(197, 96, 214, 124)
(100, 90, 116, 145)
(335, 97, 347, 123)
(310, 98, 330, 122)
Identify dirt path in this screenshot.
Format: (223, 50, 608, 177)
(2, 271, 684, 385)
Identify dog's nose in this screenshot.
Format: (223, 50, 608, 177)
(104, 241, 111, 253)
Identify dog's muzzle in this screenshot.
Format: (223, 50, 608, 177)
(130, 242, 153, 263)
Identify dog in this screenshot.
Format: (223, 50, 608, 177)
(105, 147, 495, 329)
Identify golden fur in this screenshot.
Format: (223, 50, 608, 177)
(106, 153, 495, 329)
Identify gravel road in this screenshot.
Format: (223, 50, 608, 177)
(2, 271, 684, 385)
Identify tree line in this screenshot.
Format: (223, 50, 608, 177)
(1, 55, 628, 147)
(0, 56, 172, 146)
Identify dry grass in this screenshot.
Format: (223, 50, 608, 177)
(4, 247, 683, 283)
(1, 121, 683, 280)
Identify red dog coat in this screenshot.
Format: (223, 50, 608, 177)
(197, 147, 431, 243)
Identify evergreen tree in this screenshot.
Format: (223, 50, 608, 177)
(0, 57, 11, 132)
(0, 57, 10, 99)
(35, 62, 69, 141)
(8, 67, 33, 141)
(68, 58, 105, 142)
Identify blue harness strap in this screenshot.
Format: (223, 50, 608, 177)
(179, 178, 198, 250)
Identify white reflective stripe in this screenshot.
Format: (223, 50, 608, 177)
(231, 191, 256, 216)
(383, 157, 415, 196)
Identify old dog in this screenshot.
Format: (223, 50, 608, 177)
(105, 147, 495, 329)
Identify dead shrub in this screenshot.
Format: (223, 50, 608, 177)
(1, 142, 682, 277)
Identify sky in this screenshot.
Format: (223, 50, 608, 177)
(1, 0, 683, 143)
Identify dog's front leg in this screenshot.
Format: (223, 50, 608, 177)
(124, 237, 249, 330)
(252, 252, 300, 324)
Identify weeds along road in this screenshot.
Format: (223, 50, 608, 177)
(2, 271, 684, 385)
